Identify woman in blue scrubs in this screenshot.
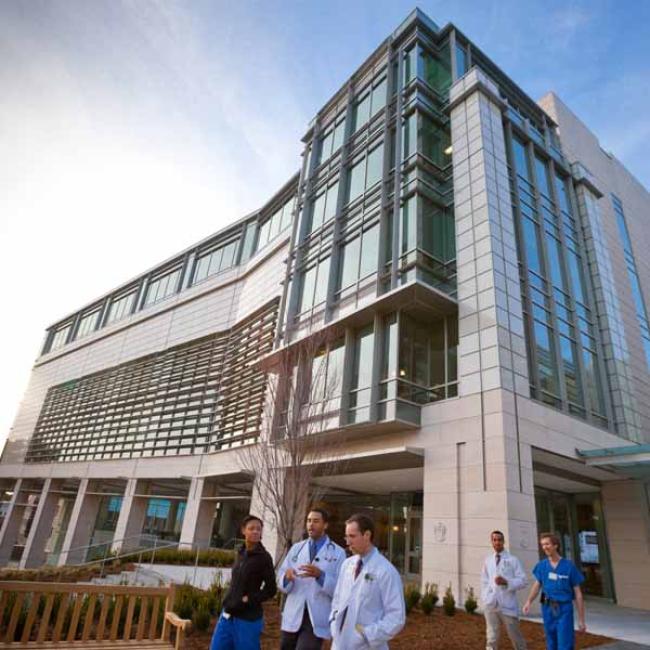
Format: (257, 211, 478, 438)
(523, 533, 586, 650)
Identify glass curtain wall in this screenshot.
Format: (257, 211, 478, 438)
(508, 131, 610, 426)
(399, 40, 455, 294)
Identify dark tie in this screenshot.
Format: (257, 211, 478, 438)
(354, 556, 363, 579)
(496, 553, 501, 566)
(340, 557, 364, 630)
(309, 541, 316, 563)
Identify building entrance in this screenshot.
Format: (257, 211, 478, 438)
(535, 488, 614, 599)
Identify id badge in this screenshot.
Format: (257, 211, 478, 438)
(548, 572, 558, 581)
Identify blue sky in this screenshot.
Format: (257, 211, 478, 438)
(0, 0, 649, 446)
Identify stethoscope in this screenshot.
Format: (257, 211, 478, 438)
(291, 538, 337, 563)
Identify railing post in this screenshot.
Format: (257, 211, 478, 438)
(151, 537, 157, 565)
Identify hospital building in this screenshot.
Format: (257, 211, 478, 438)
(2, 9, 649, 610)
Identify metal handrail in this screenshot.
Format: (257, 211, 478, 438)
(47, 532, 160, 565)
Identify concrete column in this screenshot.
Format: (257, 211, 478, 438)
(420, 389, 537, 609)
(57, 478, 104, 565)
(449, 68, 529, 400)
(20, 478, 60, 568)
(179, 478, 215, 550)
(0, 479, 23, 566)
(111, 479, 146, 553)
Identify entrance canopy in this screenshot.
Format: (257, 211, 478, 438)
(577, 444, 650, 479)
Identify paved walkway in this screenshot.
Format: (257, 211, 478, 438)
(524, 598, 650, 645)
(587, 641, 650, 650)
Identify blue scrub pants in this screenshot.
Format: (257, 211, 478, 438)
(542, 601, 575, 650)
(210, 612, 264, 650)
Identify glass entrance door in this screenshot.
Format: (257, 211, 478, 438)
(534, 488, 614, 599)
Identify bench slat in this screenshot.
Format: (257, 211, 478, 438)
(37, 594, 55, 644)
(81, 593, 96, 641)
(122, 596, 136, 641)
(5, 592, 26, 643)
(52, 592, 70, 643)
(136, 596, 148, 641)
(109, 595, 123, 642)
(21, 593, 41, 643)
(95, 594, 111, 641)
(66, 592, 85, 642)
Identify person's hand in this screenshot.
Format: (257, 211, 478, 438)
(299, 564, 322, 579)
(242, 595, 249, 603)
(285, 568, 297, 582)
(578, 621, 586, 633)
(355, 624, 365, 636)
(495, 576, 508, 586)
(522, 602, 531, 615)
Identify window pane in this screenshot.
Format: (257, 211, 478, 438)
(535, 156, 550, 197)
(522, 217, 542, 275)
(346, 158, 366, 204)
(359, 224, 379, 278)
(331, 118, 345, 154)
(422, 49, 451, 91)
(403, 113, 417, 159)
(352, 93, 371, 133)
(299, 266, 317, 312)
(319, 130, 334, 164)
(310, 192, 326, 232)
(560, 335, 583, 406)
(371, 78, 387, 116)
(512, 138, 530, 181)
(555, 174, 571, 214)
(366, 144, 383, 189)
(402, 196, 417, 254)
(338, 237, 361, 290)
(421, 114, 448, 167)
(324, 182, 339, 223)
(534, 321, 559, 396)
(455, 44, 468, 76)
(313, 257, 330, 305)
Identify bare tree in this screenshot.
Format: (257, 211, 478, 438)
(239, 328, 348, 563)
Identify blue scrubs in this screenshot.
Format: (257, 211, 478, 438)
(532, 558, 585, 650)
(210, 613, 264, 650)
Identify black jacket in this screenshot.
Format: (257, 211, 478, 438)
(222, 542, 277, 620)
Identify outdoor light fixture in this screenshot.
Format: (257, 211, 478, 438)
(444, 145, 453, 155)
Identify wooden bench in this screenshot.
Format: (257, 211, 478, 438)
(0, 581, 191, 649)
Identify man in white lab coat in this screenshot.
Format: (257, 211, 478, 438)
(329, 513, 405, 649)
(481, 530, 528, 650)
(278, 508, 346, 649)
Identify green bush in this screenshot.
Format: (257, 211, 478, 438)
(192, 600, 211, 632)
(442, 583, 456, 616)
(420, 582, 439, 615)
(404, 583, 421, 615)
(130, 547, 235, 567)
(464, 586, 478, 615)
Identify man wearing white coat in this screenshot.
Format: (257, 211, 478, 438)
(481, 530, 528, 650)
(329, 513, 405, 649)
(278, 508, 346, 649)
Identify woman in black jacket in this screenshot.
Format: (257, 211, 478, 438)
(210, 515, 277, 650)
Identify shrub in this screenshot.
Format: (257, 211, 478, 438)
(192, 600, 211, 632)
(442, 583, 456, 616)
(404, 583, 421, 615)
(420, 582, 439, 615)
(464, 586, 478, 614)
(131, 547, 235, 567)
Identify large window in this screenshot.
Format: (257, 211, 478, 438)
(351, 76, 387, 133)
(316, 114, 346, 167)
(257, 197, 294, 250)
(193, 240, 238, 285)
(612, 195, 650, 369)
(75, 309, 100, 340)
(106, 290, 137, 325)
(345, 143, 384, 205)
(308, 181, 339, 233)
(298, 256, 331, 313)
(49, 324, 72, 352)
(349, 325, 375, 423)
(143, 267, 182, 307)
(509, 131, 608, 423)
(336, 223, 380, 293)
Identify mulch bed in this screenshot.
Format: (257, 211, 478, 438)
(184, 601, 614, 649)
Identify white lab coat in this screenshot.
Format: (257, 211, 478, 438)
(278, 535, 346, 639)
(329, 547, 406, 649)
(480, 550, 528, 617)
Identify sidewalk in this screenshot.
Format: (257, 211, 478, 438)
(524, 598, 650, 646)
